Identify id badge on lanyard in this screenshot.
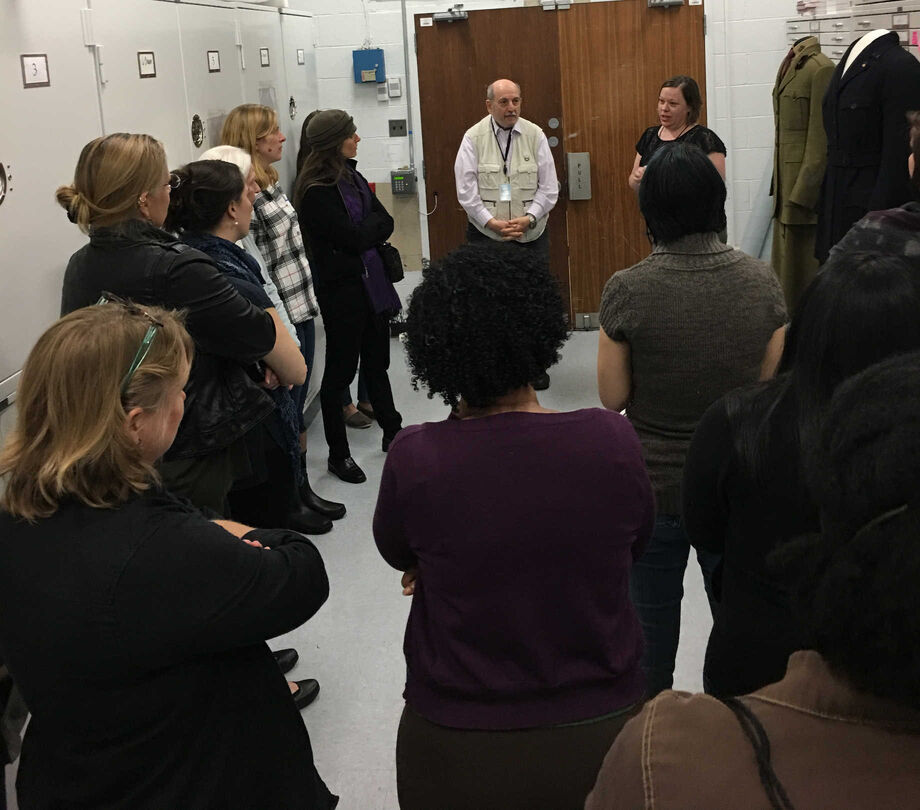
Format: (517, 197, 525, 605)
(493, 121, 514, 203)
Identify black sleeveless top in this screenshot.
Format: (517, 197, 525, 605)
(636, 125, 726, 167)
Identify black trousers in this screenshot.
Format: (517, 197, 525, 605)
(226, 422, 298, 529)
(158, 439, 249, 516)
(396, 702, 640, 810)
(318, 283, 402, 460)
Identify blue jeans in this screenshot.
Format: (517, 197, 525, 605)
(629, 513, 720, 698)
(290, 319, 316, 432)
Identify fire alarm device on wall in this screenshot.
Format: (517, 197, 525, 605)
(353, 49, 385, 83)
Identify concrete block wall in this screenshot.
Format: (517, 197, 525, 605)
(304, 0, 427, 268)
(707, 0, 798, 246)
(304, 1, 413, 184)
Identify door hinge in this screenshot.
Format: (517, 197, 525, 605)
(235, 20, 246, 70)
(80, 7, 96, 47)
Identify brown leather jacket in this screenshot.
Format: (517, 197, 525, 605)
(586, 651, 920, 809)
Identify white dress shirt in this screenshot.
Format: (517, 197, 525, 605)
(454, 119, 559, 228)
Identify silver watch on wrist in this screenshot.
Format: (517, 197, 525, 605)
(526, 213, 537, 230)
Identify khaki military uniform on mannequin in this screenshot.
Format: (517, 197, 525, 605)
(771, 36, 833, 309)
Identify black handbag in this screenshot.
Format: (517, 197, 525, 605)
(378, 242, 404, 283)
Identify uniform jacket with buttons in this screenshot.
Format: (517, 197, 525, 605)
(771, 37, 834, 225)
(815, 31, 920, 261)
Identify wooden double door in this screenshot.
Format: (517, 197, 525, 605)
(416, 0, 706, 318)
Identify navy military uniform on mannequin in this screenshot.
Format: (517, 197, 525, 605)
(815, 31, 920, 262)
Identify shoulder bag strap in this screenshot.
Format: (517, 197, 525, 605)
(719, 696, 795, 810)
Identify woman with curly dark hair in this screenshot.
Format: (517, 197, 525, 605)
(374, 244, 655, 809)
(588, 351, 920, 809)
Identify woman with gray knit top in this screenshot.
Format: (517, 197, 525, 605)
(597, 143, 787, 699)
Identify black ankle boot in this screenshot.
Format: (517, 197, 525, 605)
(285, 505, 333, 535)
(299, 473, 346, 520)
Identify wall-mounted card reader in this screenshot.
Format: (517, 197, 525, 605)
(566, 152, 591, 200)
(391, 168, 417, 196)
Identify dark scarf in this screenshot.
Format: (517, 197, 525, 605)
(182, 231, 265, 287)
(181, 232, 302, 485)
(337, 163, 402, 316)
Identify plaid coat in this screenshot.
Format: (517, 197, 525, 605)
(251, 183, 319, 324)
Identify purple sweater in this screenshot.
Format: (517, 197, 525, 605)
(373, 408, 655, 730)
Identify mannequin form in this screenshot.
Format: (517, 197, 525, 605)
(770, 35, 833, 308)
(844, 29, 889, 74)
(815, 30, 920, 261)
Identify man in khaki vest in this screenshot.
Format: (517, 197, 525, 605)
(455, 78, 558, 252)
(455, 78, 559, 388)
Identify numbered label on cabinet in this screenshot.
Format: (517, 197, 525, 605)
(20, 54, 50, 88)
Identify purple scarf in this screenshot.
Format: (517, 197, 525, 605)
(338, 168, 402, 316)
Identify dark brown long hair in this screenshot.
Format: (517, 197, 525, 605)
(292, 112, 351, 207)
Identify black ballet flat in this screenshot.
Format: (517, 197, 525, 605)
(328, 456, 366, 484)
(291, 678, 320, 710)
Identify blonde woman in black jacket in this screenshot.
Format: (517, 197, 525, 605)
(59, 133, 303, 513)
(0, 304, 336, 809)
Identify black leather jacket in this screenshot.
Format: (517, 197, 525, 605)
(61, 220, 275, 460)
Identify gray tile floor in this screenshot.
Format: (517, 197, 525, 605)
(4, 272, 714, 808)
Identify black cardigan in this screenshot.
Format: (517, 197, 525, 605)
(0, 490, 336, 809)
(296, 162, 394, 295)
(682, 391, 818, 697)
(61, 220, 275, 459)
